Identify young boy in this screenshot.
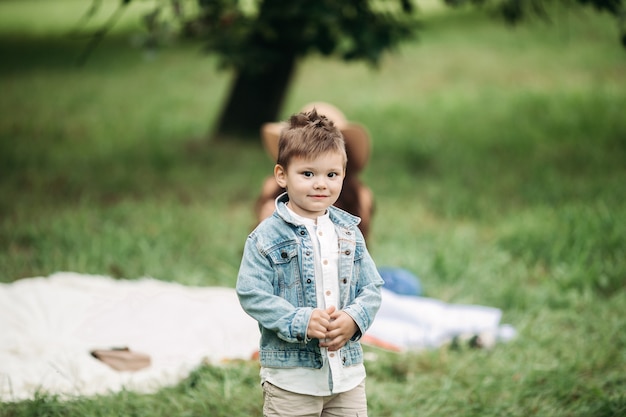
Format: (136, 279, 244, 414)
(236, 108, 384, 416)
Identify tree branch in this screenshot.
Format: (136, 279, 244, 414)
(74, 0, 131, 66)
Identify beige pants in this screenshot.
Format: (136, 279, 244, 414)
(262, 380, 368, 417)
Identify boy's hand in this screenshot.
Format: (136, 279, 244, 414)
(306, 306, 336, 340)
(319, 310, 358, 351)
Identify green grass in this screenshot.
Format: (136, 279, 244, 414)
(1, 0, 625, 416)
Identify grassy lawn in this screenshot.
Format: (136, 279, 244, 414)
(1, 0, 625, 416)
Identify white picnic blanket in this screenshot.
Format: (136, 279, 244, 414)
(369, 289, 514, 350)
(0, 272, 513, 402)
(0, 272, 260, 402)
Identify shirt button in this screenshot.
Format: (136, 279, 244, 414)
(344, 250, 351, 255)
(323, 259, 328, 265)
(342, 278, 348, 284)
(318, 231, 323, 236)
(281, 252, 288, 258)
(329, 353, 335, 358)
(306, 279, 312, 284)
(300, 230, 306, 236)
(325, 290, 331, 296)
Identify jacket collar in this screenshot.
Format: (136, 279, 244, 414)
(274, 192, 361, 229)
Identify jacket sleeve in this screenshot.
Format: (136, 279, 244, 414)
(342, 234, 384, 342)
(236, 235, 313, 344)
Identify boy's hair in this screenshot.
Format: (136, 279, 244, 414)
(276, 108, 347, 169)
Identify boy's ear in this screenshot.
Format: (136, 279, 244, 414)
(274, 164, 287, 188)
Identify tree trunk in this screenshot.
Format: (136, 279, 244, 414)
(211, 53, 297, 142)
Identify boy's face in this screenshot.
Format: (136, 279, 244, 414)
(274, 151, 345, 220)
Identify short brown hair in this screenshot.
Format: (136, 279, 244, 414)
(276, 108, 347, 169)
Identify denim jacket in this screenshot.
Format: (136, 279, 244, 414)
(236, 193, 383, 369)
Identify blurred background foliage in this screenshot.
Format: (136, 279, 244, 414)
(0, 0, 625, 415)
(69, 0, 626, 138)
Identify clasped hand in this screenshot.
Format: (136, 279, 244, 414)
(306, 306, 358, 351)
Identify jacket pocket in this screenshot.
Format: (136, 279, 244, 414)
(267, 243, 303, 306)
(340, 340, 364, 367)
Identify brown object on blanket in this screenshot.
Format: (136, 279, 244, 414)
(90, 347, 151, 371)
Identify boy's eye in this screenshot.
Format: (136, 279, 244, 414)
(328, 172, 337, 178)
(302, 171, 313, 178)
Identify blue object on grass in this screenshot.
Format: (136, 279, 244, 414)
(378, 267, 423, 296)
